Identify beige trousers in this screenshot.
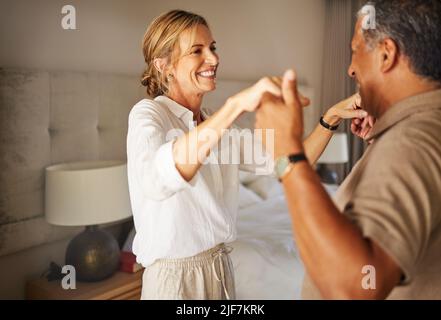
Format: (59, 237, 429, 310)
(140, 243, 236, 300)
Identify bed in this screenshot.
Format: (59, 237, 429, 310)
(232, 176, 303, 300)
(122, 173, 338, 300)
(231, 173, 338, 300)
(121, 80, 338, 300)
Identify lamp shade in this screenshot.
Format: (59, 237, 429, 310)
(318, 133, 349, 164)
(45, 160, 132, 226)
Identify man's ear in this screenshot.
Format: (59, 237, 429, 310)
(153, 57, 168, 74)
(379, 38, 399, 73)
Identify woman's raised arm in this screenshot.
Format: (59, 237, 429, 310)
(173, 77, 282, 182)
(303, 94, 367, 165)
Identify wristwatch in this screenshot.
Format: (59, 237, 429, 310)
(320, 116, 339, 131)
(274, 153, 308, 181)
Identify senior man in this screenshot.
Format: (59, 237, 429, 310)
(256, 0, 441, 299)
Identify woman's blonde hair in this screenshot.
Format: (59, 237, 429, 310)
(141, 10, 209, 97)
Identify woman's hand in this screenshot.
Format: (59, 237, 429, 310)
(351, 115, 376, 141)
(229, 76, 310, 114)
(325, 93, 376, 141)
(323, 93, 367, 127)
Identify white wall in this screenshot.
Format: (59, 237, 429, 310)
(0, 0, 326, 124)
(0, 0, 326, 299)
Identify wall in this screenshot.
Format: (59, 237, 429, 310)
(0, 0, 326, 129)
(0, 0, 326, 299)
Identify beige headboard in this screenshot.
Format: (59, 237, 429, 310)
(0, 68, 145, 256)
(0, 68, 314, 257)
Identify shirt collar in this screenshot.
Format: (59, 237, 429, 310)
(155, 95, 192, 119)
(366, 89, 441, 141)
(154, 95, 209, 128)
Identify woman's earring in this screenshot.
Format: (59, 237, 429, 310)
(167, 74, 174, 81)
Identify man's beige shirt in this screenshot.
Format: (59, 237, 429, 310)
(302, 89, 441, 299)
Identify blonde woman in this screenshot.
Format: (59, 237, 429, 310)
(127, 10, 366, 300)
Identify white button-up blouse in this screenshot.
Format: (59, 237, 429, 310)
(127, 95, 271, 267)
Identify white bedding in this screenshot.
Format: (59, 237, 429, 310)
(230, 179, 338, 300)
(122, 174, 338, 300)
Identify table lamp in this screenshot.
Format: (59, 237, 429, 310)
(45, 160, 132, 282)
(317, 133, 349, 185)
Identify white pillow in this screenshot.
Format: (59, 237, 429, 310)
(247, 177, 340, 199)
(323, 183, 339, 198)
(239, 170, 261, 185)
(246, 175, 284, 200)
(238, 184, 263, 208)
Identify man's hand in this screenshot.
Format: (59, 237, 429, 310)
(229, 77, 282, 113)
(255, 69, 304, 159)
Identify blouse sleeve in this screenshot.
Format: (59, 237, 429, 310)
(127, 104, 197, 201)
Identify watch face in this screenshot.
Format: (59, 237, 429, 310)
(275, 156, 289, 178)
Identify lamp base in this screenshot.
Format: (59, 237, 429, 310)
(65, 225, 120, 282)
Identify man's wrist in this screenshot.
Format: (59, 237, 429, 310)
(275, 139, 304, 159)
(274, 147, 308, 181)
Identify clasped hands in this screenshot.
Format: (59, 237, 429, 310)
(247, 69, 375, 159)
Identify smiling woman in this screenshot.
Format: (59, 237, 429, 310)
(128, 9, 282, 300)
(140, 11, 213, 100)
(168, 24, 219, 109)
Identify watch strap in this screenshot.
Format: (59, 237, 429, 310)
(288, 153, 308, 164)
(278, 153, 308, 182)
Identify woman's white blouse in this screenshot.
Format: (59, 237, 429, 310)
(127, 96, 271, 267)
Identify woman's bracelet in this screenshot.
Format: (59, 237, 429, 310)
(320, 116, 339, 131)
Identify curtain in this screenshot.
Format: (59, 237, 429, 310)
(320, 0, 367, 181)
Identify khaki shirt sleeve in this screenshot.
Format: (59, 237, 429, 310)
(343, 130, 437, 284)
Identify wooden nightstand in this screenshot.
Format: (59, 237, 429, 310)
(26, 270, 144, 300)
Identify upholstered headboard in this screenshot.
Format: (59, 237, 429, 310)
(203, 79, 316, 132)
(0, 68, 314, 257)
(0, 68, 145, 256)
